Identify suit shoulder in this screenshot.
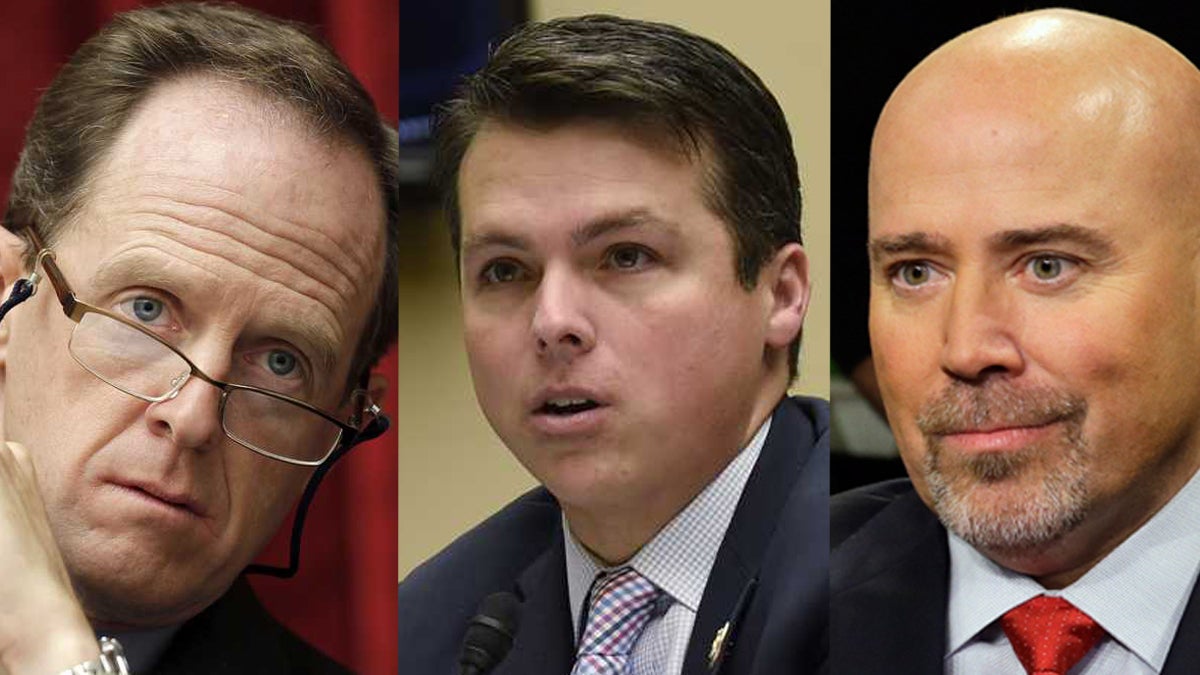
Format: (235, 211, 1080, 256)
(831, 479, 918, 548)
(399, 487, 560, 598)
(786, 395, 830, 441)
(397, 487, 561, 671)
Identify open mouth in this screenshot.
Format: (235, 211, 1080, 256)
(537, 398, 601, 416)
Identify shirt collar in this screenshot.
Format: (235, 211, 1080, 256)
(563, 416, 771, 640)
(947, 466, 1200, 671)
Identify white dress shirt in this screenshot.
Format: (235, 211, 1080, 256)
(562, 417, 770, 675)
(946, 467, 1200, 674)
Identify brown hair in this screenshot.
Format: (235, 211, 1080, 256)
(4, 2, 398, 395)
(434, 14, 802, 376)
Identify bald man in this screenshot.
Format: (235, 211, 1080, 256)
(832, 9, 1200, 674)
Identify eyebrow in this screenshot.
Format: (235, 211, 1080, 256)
(988, 223, 1116, 258)
(460, 208, 680, 258)
(868, 232, 951, 262)
(570, 209, 679, 247)
(868, 223, 1116, 262)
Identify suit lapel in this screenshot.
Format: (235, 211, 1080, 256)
(683, 398, 812, 674)
(496, 529, 575, 675)
(1160, 570, 1200, 674)
(832, 490, 948, 675)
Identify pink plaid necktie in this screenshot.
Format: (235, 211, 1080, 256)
(1002, 595, 1106, 675)
(571, 567, 661, 675)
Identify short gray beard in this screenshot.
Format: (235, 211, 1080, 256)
(917, 381, 1091, 555)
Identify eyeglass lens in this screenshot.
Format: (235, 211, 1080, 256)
(68, 311, 343, 463)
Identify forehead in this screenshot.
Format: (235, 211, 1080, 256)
(868, 74, 1173, 243)
(60, 76, 385, 365)
(457, 119, 721, 246)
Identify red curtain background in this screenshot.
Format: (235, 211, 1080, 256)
(0, 2, 398, 673)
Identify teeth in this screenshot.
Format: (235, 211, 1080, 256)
(548, 398, 590, 407)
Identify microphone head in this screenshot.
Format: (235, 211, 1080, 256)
(459, 591, 523, 674)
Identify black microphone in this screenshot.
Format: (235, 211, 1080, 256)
(458, 591, 522, 675)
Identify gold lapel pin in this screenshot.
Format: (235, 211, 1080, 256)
(708, 621, 730, 669)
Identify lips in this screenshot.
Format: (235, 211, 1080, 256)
(528, 387, 610, 435)
(531, 387, 607, 416)
(112, 478, 206, 518)
(536, 397, 601, 416)
(935, 422, 1060, 453)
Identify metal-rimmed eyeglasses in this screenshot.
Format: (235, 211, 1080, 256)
(21, 227, 382, 467)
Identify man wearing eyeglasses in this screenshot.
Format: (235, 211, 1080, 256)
(0, 4, 395, 674)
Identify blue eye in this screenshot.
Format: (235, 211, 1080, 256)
(132, 297, 164, 322)
(266, 350, 298, 376)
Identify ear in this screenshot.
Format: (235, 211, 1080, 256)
(366, 371, 388, 407)
(0, 227, 30, 429)
(761, 242, 810, 349)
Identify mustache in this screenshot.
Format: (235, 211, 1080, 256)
(916, 380, 1087, 436)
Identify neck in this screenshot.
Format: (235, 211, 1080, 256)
(563, 387, 784, 565)
(987, 454, 1200, 589)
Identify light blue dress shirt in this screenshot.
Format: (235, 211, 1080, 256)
(946, 467, 1200, 674)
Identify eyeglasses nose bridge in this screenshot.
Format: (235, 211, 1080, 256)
(165, 370, 192, 400)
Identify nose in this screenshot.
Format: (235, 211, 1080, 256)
(145, 372, 225, 450)
(940, 272, 1025, 382)
(531, 266, 596, 363)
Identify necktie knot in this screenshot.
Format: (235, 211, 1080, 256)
(571, 567, 661, 675)
(1001, 595, 1105, 675)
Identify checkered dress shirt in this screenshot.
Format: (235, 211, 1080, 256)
(563, 417, 770, 675)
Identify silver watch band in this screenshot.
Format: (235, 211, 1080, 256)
(58, 637, 130, 675)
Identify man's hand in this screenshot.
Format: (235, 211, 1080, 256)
(0, 441, 98, 675)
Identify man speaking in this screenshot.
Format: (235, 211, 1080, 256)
(0, 4, 396, 673)
(834, 9, 1200, 674)
(398, 14, 828, 675)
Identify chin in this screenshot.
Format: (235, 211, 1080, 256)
(66, 537, 236, 628)
(929, 472, 1090, 554)
(74, 562, 227, 628)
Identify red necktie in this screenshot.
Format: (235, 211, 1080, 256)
(1001, 595, 1106, 675)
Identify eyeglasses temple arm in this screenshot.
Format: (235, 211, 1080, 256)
(0, 277, 36, 324)
(243, 410, 391, 579)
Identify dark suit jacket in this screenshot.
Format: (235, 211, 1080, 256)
(398, 396, 829, 675)
(150, 577, 350, 674)
(831, 479, 1200, 674)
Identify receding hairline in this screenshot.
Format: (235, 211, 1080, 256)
(51, 73, 385, 244)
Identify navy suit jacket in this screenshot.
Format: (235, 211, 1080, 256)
(831, 479, 1200, 674)
(398, 396, 829, 675)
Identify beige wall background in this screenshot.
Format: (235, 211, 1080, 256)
(398, 0, 830, 579)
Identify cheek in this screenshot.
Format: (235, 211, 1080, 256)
(462, 316, 520, 412)
(869, 309, 935, 418)
(6, 344, 140, 506)
(223, 452, 310, 548)
(633, 285, 760, 380)
(1063, 302, 1200, 433)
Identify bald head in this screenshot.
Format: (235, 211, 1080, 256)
(872, 9, 1200, 230)
(867, 10, 1200, 584)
